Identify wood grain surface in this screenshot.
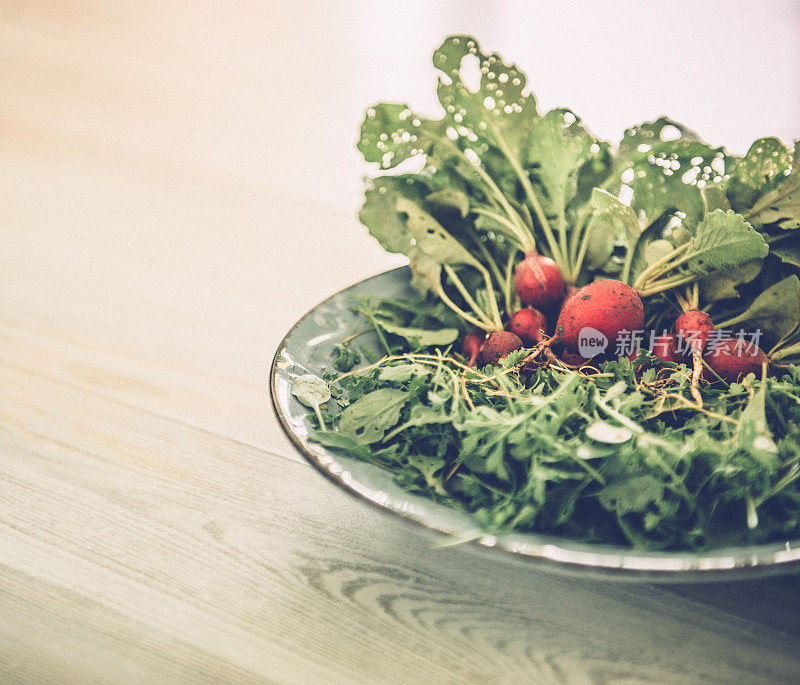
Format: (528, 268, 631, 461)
(1, 2, 799, 683)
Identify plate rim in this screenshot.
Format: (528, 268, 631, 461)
(269, 266, 800, 582)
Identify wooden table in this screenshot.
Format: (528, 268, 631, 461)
(2, 3, 799, 682)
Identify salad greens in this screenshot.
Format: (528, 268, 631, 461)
(298, 36, 800, 550)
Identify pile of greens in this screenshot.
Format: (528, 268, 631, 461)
(293, 36, 800, 550)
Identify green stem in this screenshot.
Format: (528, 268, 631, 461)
(443, 264, 493, 325)
(633, 242, 692, 291)
(491, 129, 562, 266)
(504, 253, 516, 315)
(571, 214, 595, 283)
(771, 341, 800, 362)
(472, 207, 530, 250)
(637, 273, 698, 298)
(360, 307, 393, 356)
(435, 283, 498, 331)
(476, 262, 504, 328)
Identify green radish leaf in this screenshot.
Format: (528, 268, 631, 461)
(725, 137, 793, 213)
(408, 249, 443, 296)
(719, 275, 800, 343)
(433, 35, 538, 156)
(746, 162, 800, 231)
(357, 103, 434, 169)
(772, 244, 800, 269)
(425, 188, 470, 218)
(613, 118, 726, 229)
(701, 259, 763, 302)
(526, 109, 596, 222)
(376, 321, 459, 348)
(292, 374, 331, 408)
(584, 188, 641, 272)
(701, 185, 731, 214)
(686, 210, 768, 275)
(359, 175, 429, 255)
(339, 389, 409, 444)
(396, 197, 477, 266)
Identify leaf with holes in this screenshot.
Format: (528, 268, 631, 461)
(339, 389, 410, 444)
(396, 197, 478, 266)
(613, 118, 726, 229)
(357, 103, 437, 170)
(725, 138, 794, 213)
(358, 175, 430, 255)
(745, 161, 800, 231)
(583, 188, 641, 276)
(433, 35, 537, 157)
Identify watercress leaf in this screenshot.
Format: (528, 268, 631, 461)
(720, 275, 800, 343)
(686, 210, 768, 275)
(358, 103, 434, 169)
(526, 109, 595, 222)
(433, 35, 537, 156)
(725, 137, 793, 213)
(339, 388, 410, 444)
(376, 321, 459, 348)
(396, 197, 478, 266)
(292, 374, 331, 408)
(745, 161, 800, 231)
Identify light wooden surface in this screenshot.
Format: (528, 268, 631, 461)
(2, 3, 799, 683)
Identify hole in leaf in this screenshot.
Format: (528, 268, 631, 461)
(460, 53, 481, 94)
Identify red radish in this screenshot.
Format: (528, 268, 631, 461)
(704, 337, 769, 381)
(461, 330, 486, 367)
(514, 252, 565, 310)
(651, 333, 679, 364)
(554, 279, 644, 353)
(507, 308, 547, 346)
(482, 331, 523, 365)
(675, 309, 714, 356)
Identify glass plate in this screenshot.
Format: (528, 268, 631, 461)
(270, 266, 800, 582)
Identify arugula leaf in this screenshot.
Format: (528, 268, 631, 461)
(378, 363, 431, 382)
(339, 389, 409, 444)
(376, 321, 459, 348)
